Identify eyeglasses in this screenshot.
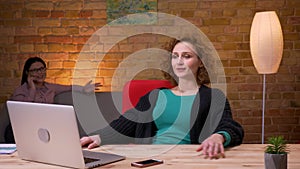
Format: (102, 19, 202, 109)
(28, 67, 46, 73)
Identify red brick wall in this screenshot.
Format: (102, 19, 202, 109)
(0, 0, 299, 143)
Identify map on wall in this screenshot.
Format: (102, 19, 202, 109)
(106, 0, 157, 25)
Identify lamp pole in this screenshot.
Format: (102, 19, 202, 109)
(262, 74, 266, 144)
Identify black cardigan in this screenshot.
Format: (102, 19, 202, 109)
(94, 85, 244, 147)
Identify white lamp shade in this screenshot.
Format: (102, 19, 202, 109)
(250, 11, 283, 74)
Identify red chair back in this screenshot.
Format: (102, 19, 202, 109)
(122, 80, 173, 113)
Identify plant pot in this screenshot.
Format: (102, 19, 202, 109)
(264, 153, 287, 169)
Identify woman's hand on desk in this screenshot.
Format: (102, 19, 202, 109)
(196, 133, 225, 159)
(80, 135, 101, 149)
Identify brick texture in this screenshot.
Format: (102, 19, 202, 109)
(0, 0, 299, 144)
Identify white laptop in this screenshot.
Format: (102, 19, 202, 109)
(6, 100, 125, 169)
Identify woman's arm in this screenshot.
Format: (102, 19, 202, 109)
(213, 99, 244, 147)
(52, 80, 101, 95)
(81, 90, 157, 147)
(195, 87, 244, 159)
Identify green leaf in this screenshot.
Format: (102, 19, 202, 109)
(265, 136, 288, 154)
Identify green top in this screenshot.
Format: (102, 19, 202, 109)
(152, 89, 232, 146)
(152, 89, 196, 144)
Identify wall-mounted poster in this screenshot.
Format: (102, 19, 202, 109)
(106, 0, 157, 25)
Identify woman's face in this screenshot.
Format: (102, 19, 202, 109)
(27, 62, 46, 83)
(171, 41, 201, 79)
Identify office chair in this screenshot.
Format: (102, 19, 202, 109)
(122, 80, 173, 113)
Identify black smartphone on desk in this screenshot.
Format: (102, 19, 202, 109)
(131, 159, 163, 168)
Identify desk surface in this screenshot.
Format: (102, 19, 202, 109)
(1, 144, 299, 169)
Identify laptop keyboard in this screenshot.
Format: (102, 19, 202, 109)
(84, 157, 99, 164)
(82, 149, 125, 168)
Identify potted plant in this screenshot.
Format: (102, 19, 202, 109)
(264, 136, 288, 169)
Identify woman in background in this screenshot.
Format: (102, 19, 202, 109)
(11, 57, 101, 103)
(5, 56, 101, 142)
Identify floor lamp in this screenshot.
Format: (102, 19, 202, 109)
(250, 11, 283, 144)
